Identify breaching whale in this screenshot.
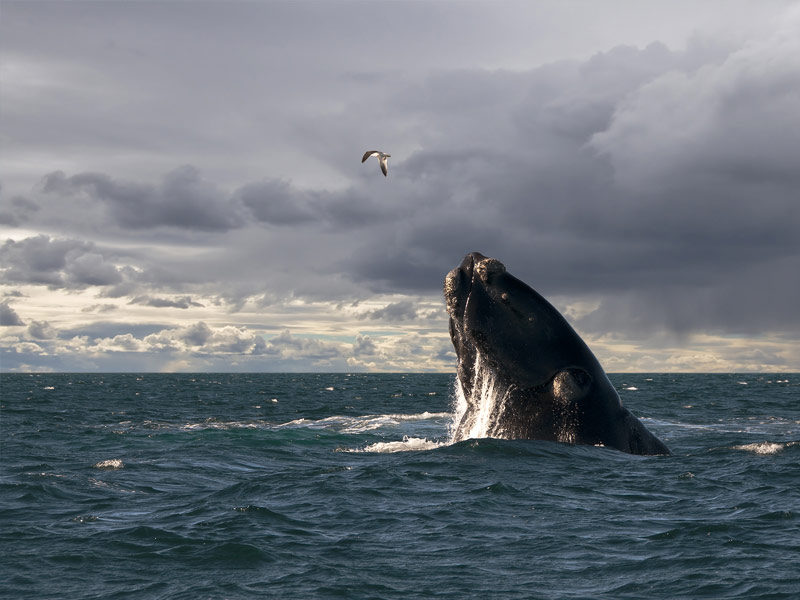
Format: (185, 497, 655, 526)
(444, 252, 670, 455)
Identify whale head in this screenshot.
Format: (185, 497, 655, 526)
(444, 252, 670, 454)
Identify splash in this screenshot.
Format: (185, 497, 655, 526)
(449, 351, 514, 443)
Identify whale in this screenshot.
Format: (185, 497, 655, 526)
(444, 252, 671, 455)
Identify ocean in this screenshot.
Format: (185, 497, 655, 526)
(1, 372, 798, 599)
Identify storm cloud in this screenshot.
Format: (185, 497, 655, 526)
(0, 235, 122, 288)
(40, 166, 245, 231)
(0, 301, 25, 326)
(2, 1, 798, 372)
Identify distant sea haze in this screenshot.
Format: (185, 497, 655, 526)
(2, 373, 798, 599)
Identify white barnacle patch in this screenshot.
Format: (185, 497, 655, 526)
(444, 269, 461, 315)
(475, 258, 506, 284)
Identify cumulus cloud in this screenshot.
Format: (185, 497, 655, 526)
(64, 322, 269, 357)
(0, 301, 25, 326)
(0, 235, 123, 289)
(352, 333, 378, 356)
(358, 300, 419, 322)
(175, 322, 213, 347)
(264, 330, 342, 362)
(27, 320, 56, 339)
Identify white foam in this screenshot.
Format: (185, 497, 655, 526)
(181, 420, 265, 431)
(276, 412, 450, 434)
(350, 436, 446, 453)
(733, 441, 785, 455)
(93, 459, 124, 469)
(624, 386, 638, 391)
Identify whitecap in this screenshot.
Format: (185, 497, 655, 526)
(624, 386, 638, 391)
(733, 442, 784, 455)
(349, 436, 446, 453)
(276, 412, 450, 434)
(180, 420, 266, 431)
(93, 459, 124, 469)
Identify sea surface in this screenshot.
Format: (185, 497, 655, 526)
(1, 372, 799, 599)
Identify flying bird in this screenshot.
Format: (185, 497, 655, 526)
(362, 150, 391, 176)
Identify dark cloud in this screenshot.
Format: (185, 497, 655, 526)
(358, 300, 419, 322)
(27, 320, 56, 339)
(0, 196, 40, 227)
(81, 304, 119, 313)
(335, 31, 800, 340)
(236, 180, 316, 226)
(6, 25, 799, 344)
(265, 330, 342, 361)
(129, 295, 204, 309)
(0, 235, 123, 289)
(236, 178, 399, 229)
(40, 166, 244, 231)
(178, 322, 213, 347)
(352, 334, 378, 356)
(0, 301, 25, 326)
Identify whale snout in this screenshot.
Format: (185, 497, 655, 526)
(444, 252, 509, 318)
(474, 257, 506, 284)
(444, 252, 481, 317)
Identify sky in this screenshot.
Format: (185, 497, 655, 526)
(1, 0, 799, 373)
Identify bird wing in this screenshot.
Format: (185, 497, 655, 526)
(379, 156, 388, 176)
(362, 150, 379, 163)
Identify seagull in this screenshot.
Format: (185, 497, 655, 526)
(362, 150, 391, 177)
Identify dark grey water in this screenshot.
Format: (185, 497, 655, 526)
(1, 373, 799, 599)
